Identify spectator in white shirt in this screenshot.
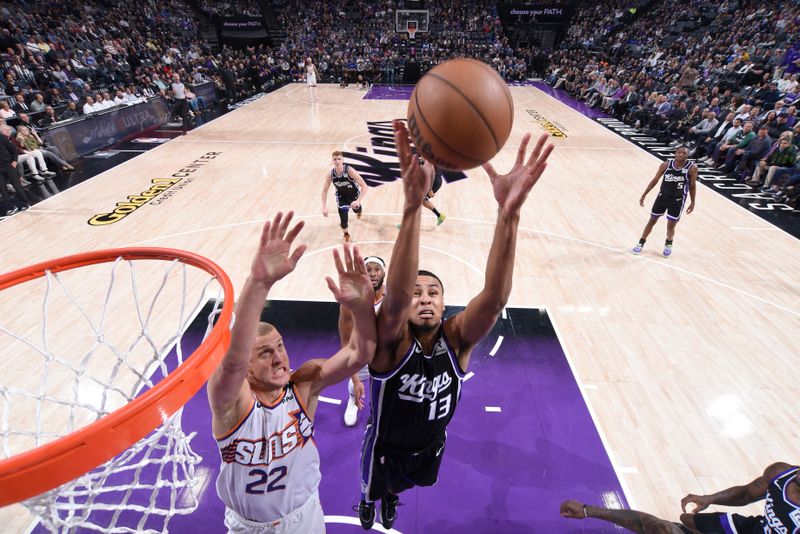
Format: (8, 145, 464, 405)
(0, 101, 15, 119)
(82, 96, 98, 115)
(101, 92, 115, 109)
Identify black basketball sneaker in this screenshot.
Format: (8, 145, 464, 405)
(381, 494, 399, 529)
(356, 500, 375, 530)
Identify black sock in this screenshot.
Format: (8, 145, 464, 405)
(638, 238, 646, 245)
(431, 208, 440, 217)
(665, 239, 673, 246)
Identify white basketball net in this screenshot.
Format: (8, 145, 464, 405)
(0, 256, 225, 533)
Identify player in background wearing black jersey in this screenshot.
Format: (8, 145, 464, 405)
(424, 164, 447, 225)
(397, 161, 446, 229)
(560, 461, 800, 534)
(322, 150, 369, 243)
(356, 121, 553, 530)
(633, 146, 697, 257)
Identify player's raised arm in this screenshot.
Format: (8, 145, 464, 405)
(296, 245, 377, 401)
(207, 212, 306, 437)
(448, 133, 553, 369)
(372, 120, 433, 368)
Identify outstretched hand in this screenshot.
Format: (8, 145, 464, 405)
(394, 119, 434, 208)
(250, 211, 307, 285)
(483, 133, 553, 215)
(326, 244, 373, 312)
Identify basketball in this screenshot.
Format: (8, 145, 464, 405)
(407, 58, 514, 171)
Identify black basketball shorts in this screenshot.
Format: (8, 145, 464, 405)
(691, 511, 764, 533)
(425, 170, 444, 200)
(650, 192, 687, 221)
(361, 434, 446, 503)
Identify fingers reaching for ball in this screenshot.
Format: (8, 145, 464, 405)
(482, 132, 554, 215)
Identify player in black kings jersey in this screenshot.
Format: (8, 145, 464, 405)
(633, 146, 697, 257)
(424, 164, 447, 225)
(560, 461, 800, 533)
(681, 462, 800, 534)
(321, 150, 369, 243)
(356, 121, 553, 530)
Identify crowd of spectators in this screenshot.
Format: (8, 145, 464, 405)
(266, 0, 541, 85)
(4, 0, 800, 214)
(0, 0, 299, 131)
(199, 0, 261, 20)
(544, 0, 800, 208)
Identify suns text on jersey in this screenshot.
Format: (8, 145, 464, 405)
(221, 410, 313, 466)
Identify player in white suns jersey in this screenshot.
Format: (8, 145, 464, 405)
(208, 211, 377, 533)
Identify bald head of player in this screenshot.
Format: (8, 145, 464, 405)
(410, 270, 445, 332)
(247, 322, 291, 390)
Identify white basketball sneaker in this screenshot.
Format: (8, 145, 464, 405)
(344, 395, 358, 427)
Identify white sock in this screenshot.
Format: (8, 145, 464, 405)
(348, 379, 355, 398)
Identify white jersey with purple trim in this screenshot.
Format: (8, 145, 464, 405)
(215, 383, 320, 523)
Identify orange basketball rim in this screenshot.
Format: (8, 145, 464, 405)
(0, 247, 234, 506)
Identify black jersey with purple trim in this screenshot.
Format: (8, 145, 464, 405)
(763, 466, 800, 533)
(658, 159, 693, 199)
(367, 321, 465, 452)
(331, 164, 360, 203)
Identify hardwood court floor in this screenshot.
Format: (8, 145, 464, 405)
(1, 83, 798, 532)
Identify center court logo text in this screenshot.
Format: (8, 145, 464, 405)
(342, 120, 467, 186)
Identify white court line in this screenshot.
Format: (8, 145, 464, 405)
(617, 466, 640, 475)
(488, 335, 504, 356)
(174, 139, 356, 146)
(296, 233, 487, 278)
(730, 227, 782, 231)
(548, 309, 636, 508)
(464, 371, 475, 381)
(124, 213, 800, 319)
(24, 208, 75, 213)
(484, 406, 502, 413)
(318, 396, 342, 405)
(324, 515, 402, 533)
